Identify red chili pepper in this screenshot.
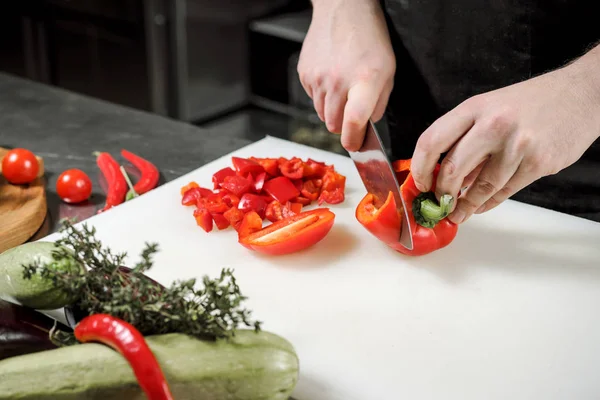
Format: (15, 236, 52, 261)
(95, 152, 128, 212)
(121, 149, 160, 195)
(355, 160, 458, 256)
(74, 314, 174, 400)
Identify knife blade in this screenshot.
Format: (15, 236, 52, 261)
(348, 119, 413, 250)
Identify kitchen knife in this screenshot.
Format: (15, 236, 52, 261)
(348, 119, 413, 250)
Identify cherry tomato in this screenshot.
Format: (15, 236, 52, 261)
(56, 169, 93, 203)
(1, 148, 39, 184)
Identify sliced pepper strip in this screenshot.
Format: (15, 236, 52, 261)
(356, 160, 458, 256)
(239, 208, 335, 256)
(74, 314, 174, 400)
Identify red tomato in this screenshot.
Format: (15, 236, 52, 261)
(239, 208, 335, 255)
(56, 169, 93, 203)
(1, 148, 39, 184)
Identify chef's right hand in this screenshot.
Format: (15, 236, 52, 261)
(297, 0, 396, 152)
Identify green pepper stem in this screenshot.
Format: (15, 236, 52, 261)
(412, 193, 454, 228)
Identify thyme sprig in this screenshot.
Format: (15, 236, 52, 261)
(23, 219, 261, 340)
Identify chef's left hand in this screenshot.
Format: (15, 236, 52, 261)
(410, 60, 600, 224)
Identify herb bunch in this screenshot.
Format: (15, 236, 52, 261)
(23, 219, 261, 340)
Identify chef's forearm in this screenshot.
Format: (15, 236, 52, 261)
(310, 0, 382, 14)
(567, 43, 600, 106)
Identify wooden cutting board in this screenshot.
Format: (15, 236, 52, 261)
(0, 147, 48, 254)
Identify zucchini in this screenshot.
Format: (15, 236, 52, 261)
(0, 242, 81, 310)
(0, 329, 299, 400)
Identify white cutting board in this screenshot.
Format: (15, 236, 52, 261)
(41, 136, 600, 400)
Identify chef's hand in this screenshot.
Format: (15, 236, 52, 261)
(410, 49, 600, 224)
(297, 0, 395, 151)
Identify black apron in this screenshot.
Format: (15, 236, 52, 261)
(380, 0, 600, 222)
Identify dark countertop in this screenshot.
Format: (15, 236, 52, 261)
(0, 72, 302, 234)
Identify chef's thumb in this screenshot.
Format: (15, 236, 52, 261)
(341, 81, 380, 152)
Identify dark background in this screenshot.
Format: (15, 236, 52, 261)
(0, 0, 345, 154)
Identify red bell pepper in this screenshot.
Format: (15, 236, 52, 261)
(262, 176, 300, 203)
(265, 200, 303, 222)
(356, 160, 458, 256)
(212, 167, 236, 190)
(238, 193, 268, 219)
(279, 157, 304, 179)
(219, 175, 252, 197)
(211, 212, 231, 230)
(231, 157, 265, 177)
(194, 208, 213, 232)
(249, 157, 279, 176)
(224, 207, 245, 231)
(253, 171, 267, 192)
(239, 208, 335, 255)
(181, 186, 212, 206)
(237, 211, 264, 245)
(74, 314, 174, 400)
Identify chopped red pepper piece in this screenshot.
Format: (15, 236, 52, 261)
(263, 176, 300, 204)
(193, 208, 213, 232)
(253, 172, 267, 192)
(239, 208, 335, 255)
(211, 213, 231, 230)
(219, 175, 252, 197)
(355, 160, 458, 256)
(318, 187, 345, 205)
(294, 196, 312, 206)
(222, 193, 240, 208)
(250, 157, 280, 176)
(181, 186, 212, 206)
(322, 170, 346, 192)
(237, 211, 264, 245)
(224, 207, 245, 231)
(303, 159, 327, 178)
(212, 167, 236, 190)
(286, 202, 303, 215)
(300, 180, 320, 201)
(74, 314, 174, 400)
(231, 157, 265, 177)
(279, 157, 304, 179)
(180, 181, 199, 196)
(238, 193, 268, 219)
(198, 193, 229, 214)
(265, 201, 284, 222)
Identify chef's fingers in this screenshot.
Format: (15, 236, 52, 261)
(460, 160, 486, 191)
(341, 81, 382, 152)
(410, 105, 475, 193)
(433, 118, 507, 204)
(474, 163, 532, 214)
(313, 88, 326, 122)
(448, 151, 522, 224)
(324, 90, 346, 134)
(371, 82, 393, 122)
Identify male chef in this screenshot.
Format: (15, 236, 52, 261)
(297, 0, 600, 223)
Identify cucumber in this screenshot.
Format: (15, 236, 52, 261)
(0, 329, 299, 400)
(0, 242, 81, 310)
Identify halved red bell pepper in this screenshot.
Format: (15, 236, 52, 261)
(262, 176, 300, 203)
(239, 208, 335, 255)
(212, 167, 236, 190)
(356, 160, 458, 256)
